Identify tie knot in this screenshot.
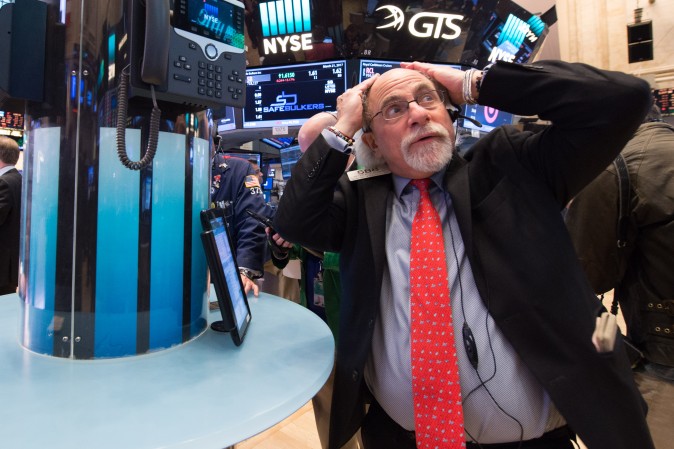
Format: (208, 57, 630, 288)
(411, 178, 431, 193)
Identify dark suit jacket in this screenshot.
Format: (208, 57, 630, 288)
(274, 61, 654, 449)
(0, 167, 22, 293)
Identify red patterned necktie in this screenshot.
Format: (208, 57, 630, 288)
(409, 178, 464, 448)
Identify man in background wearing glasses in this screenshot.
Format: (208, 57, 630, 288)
(273, 60, 654, 449)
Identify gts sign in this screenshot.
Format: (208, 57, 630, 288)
(375, 5, 464, 40)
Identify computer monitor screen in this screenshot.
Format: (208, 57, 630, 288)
(243, 60, 347, 128)
(358, 59, 463, 83)
(200, 210, 251, 346)
(653, 88, 673, 116)
(216, 106, 237, 132)
(260, 136, 295, 149)
(219, 152, 261, 167)
(460, 104, 514, 133)
(460, 0, 547, 68)
(279, 144, 303, 179)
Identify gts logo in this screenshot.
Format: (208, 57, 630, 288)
(375, 5, 464, 40)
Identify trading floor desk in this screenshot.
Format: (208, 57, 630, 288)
(0, 292, 334, 449)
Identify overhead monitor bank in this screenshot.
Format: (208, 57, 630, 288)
(244, 0, 553, 69)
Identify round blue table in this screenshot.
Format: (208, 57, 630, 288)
(0, 292, 334, 448)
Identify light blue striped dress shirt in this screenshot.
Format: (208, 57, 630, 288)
(363, 168, 565, 444)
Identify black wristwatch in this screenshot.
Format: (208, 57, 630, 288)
(239, 267, 262, 280)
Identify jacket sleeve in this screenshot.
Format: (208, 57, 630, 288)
(478, 60, 652, 205)
(0, 178, 12, 225)
(230, 163, 268, 273)
(273, 138, 352, 250)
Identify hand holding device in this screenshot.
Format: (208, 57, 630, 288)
(245, 209, 291, 259)
(245, 208, 274, 229)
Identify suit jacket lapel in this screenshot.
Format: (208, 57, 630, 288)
(445, 156, 472, 257)
(363, 174, 391, 281)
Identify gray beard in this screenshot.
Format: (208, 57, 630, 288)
(355, 123, 454, 172)
(400, 126, 454, 173)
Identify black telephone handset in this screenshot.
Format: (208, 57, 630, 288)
(140, 0, 170, 86)
(118, 0, 247, 170)
(126, 0, 246, 110)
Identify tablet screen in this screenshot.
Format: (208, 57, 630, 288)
(211, 220, 250, 332)
(200, 210, 252, 345)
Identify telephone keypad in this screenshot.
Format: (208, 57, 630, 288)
(167, 36, 245, 108)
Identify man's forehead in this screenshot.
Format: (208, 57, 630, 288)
(370, 69, 433, 101)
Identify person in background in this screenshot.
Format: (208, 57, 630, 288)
(565, 104, 674, 449)
(304, 26, 337, 62)
(248, 160, 264, 186)
(211, 151, 290, 295)
(0, 136, 22, 296)
(286, 110, 353, 336)
(286, 110, 360, 449)
(244, 157, 301, 303)
(274, 60, 654, 449)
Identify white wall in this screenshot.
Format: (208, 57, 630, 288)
(555, 0, 674, 89)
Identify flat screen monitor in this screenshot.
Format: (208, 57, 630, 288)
(460, 0, 547, 68)
(653, 88, 673, 116)
(358, 59, 463, 83)
(260, 161, 275, 188)
(261, 164, 274, 189)
(0, 111, 24, 130)
(260, 136, 295, 149)
(243, 60, 347, 128)
(200, 210, 252, 346)
(216, 106, 237, 132)
(279, 144, 302, 180)
(460, 104, 514, 133)
(219, 151, 261, 167)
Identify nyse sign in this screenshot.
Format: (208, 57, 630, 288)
(263, 33, 313, 54)
(259, 0, 313, 55)
(376, 5, 464, 40)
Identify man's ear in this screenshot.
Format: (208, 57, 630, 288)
(361, 132, 377, 153)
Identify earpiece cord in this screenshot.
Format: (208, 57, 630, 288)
(448, 217, 524, 449)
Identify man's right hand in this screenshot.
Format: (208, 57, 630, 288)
(267, 227, 292, 259)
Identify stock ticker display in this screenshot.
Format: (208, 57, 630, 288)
(243, 60, 347, 128)
(0, 111, 24, 129)
(653, 88, 673, 116)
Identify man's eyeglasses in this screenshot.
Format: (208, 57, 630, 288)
(363, 89, 481, 132)
(370, 89, 446, 123)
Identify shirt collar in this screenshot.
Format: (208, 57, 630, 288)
(0, 165, 16, 177)
(392, 167, 447, 199)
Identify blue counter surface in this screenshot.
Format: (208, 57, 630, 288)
(0, 292, 334, 448)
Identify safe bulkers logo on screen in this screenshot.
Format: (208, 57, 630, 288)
(263, 79, 335, 113)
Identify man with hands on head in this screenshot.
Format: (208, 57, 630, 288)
(273, 59, 654, 449)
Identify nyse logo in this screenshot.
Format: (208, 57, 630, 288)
(376, 5, 464, 40)
(487, 14, 542, 64)
(259, 0, 313, 55)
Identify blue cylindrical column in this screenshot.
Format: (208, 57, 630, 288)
(18, 0, 211, 358)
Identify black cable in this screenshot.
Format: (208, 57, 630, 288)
(116, 66, 161, 170)
(447, 217, 524, 449)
